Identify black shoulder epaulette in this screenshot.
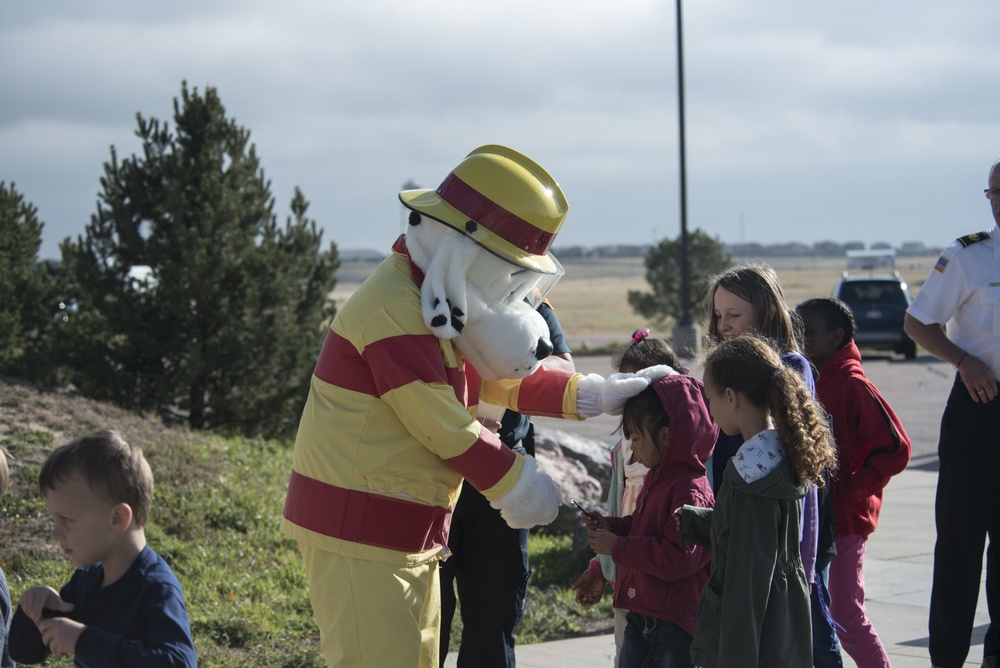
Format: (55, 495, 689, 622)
(957, 231, 991, 247)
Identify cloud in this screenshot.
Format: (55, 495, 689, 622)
(3, 0, 1000, 260)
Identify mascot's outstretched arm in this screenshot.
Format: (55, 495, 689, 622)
(482, 364, 677, 421)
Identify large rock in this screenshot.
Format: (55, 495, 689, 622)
(534, 427, 613, 493)
(532, 427, 611, 541)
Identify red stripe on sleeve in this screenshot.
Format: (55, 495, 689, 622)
(516, 367, 573, 417)
(446, 434, 517, 491)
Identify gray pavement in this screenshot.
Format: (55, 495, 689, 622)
(444, 354, 994, 667)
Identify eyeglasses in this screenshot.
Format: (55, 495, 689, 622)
(985, 188, 1000, 200)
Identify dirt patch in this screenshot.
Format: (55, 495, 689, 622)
(0, 377, 207, 562)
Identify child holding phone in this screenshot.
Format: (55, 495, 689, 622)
(580, 368, 717, 668)
(571, 330, 686, 666)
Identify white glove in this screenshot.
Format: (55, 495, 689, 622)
(576, 364, 679, 417)
(490, 456, 562, 529)
(633, 364, 678, 383)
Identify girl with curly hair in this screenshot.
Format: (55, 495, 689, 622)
(677, 335, 837, 668)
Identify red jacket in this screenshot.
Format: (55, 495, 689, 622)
(815, 341, 911, 538)
(605, 374, 717, 637)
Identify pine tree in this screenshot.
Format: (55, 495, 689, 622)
(0, 182, 61, 381)
(627, 229, 731, 327)
(60, 82, 339, 436)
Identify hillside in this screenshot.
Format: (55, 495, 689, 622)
(1, 379, 198, 554)
(0, 378, 324, 666)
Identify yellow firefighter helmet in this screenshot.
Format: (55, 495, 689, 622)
(399, 144, 569, 275)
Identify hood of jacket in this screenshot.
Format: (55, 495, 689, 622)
(817, 339, 864, 388)
(728, 444, 807, 502)
(651, 374, 719, 475)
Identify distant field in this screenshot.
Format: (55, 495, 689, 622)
(332, 255, 941, 349)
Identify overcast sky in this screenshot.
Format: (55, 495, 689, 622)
(3, 0, 1000, 261)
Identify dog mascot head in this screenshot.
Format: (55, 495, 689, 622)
(400, 145, 569, 381)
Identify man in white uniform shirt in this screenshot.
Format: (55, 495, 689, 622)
(904, 156, 1000, 668)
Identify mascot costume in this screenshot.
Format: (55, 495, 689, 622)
(281, 145, 669, 667)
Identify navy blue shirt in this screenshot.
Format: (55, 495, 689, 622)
(9, 546, 197, 668)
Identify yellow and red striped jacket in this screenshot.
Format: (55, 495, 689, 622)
(281, 236, 582, 566)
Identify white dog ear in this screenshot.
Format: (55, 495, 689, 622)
(421, 233, 476, 339)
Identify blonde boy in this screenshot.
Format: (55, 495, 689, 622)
(8, 430, 197, 667)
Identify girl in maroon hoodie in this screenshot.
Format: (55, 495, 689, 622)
(580, 369, 718, 668)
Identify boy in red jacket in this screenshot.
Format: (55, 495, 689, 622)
(797, 298, 912, 668)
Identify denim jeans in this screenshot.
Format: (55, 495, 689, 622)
(619, 612, 693, 668)
(439, 473, 530, 668)
(812, 561, 845, 668)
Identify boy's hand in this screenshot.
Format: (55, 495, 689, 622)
(570, 571, 605, 606)
(38, 617, 85, 656)
(20, 586, 74, 626)
(672, 507, 684, 532)
(587, 528, 616, 556)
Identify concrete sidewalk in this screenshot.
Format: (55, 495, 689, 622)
(445, 465, 990, 667)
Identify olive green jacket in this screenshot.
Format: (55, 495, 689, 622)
(681, 451, 811, 668)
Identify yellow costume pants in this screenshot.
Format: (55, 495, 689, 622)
(299, 544, 441, 667)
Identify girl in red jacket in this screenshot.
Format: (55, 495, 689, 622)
(796, 297, 912, 668)
(580, 370, 717, 668)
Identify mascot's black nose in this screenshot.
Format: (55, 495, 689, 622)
(535, 337, 553, 361)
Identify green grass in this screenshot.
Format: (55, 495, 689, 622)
(521, 534, 614, 642)
(1, 401, 612, 666)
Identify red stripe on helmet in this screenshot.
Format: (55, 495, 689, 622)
(436, 172, 555, 256)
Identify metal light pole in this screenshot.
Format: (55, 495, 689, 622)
(671, 0, 701, 356)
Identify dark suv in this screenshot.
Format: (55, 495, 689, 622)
(832, 272, 917, 359)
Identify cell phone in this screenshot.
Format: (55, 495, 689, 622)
(572, 500, 595, 519)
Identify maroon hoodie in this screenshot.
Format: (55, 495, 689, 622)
(816, 340, 912, 538)
(605, 373, 718, 637)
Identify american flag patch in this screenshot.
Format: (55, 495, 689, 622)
(934, 256, 949, 273)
